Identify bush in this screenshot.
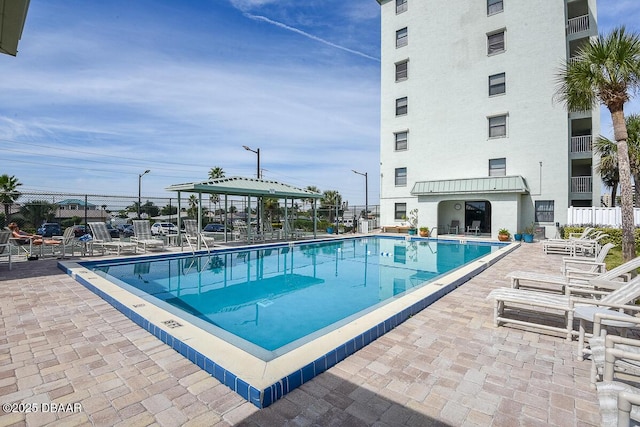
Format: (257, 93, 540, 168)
(562, 225, 640, 248)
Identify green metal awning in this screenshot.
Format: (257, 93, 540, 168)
(166, 176, 323, 199)
(411, 176, 529, 195)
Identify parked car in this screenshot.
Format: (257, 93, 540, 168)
(71, 225, 88, 237)
(37, 223, 62, 237)
(116, 224, 135, 237)
(203, 223, 227, 233)
(105, 224, 120, 238)
(151, 222, 178, 235)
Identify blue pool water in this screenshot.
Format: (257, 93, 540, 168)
(85, 237, 498, 356)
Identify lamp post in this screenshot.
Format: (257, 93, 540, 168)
(138, 169, 150, 219)
(352, 170, 368, 233)
(242, 146, 261, 232)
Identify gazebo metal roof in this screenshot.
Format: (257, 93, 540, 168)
(166, 176, 322, 199)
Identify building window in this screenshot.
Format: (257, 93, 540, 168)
(487, 0, 503, 15)
(396, 28, 408, 48)
(396, 97, 408, 116)
(489, 158, 506, 176)
(396, 0, 408, 14)
(395, 60, 408, 81)
(395, 168, 407, 186)
(489, 73, 505, 96)
(487, 30, 505, 55)
(535, 201, 554, 222)
(488, 114, 507, 138)
(395, 131, 408, 150)
(395, 203, 407, 220)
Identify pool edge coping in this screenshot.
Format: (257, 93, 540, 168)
(58, 237, 519, 408)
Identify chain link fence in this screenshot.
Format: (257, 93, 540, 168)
(2, 191, 379, 232)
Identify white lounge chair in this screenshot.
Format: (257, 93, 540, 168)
(466, 220, 481, 236)
(131, 220, 165, 253)
(88, 222, 137, 255)
(507, 249, 636, 295)
(561, 242, 615, 274)
(487, 274, 640, 340)
(595, 344, 640, 425)
(183, 219, 215, 252)
(0, 230, 12, 270)
(541, 227, 599, 256)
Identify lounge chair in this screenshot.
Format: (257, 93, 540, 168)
(541, 227, 597, 255)
(486, 273, 640, 340)
(466, 220, 481, 236)
(88, 222, 137, 255)
(447, 220, 460, 235)
(585, 312, 640, 385)
(595, 343, 640, 425)
(561, 242, 615, 274)
(131, 220, 165, 253)
(183, 219, 215, 251)
(0, 230, 12, 270)
(283, 219, 303, 240)
(507, 247, 635, 295)
(52, 226, 85, 257)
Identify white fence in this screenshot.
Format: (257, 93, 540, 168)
(567, 206, 640, 226)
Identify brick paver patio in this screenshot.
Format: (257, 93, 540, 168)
(0, 241, 601, 426)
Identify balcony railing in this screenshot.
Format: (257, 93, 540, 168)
(570, 135, 592, 153)
(571, 176, 592, 193)
(568, 14, 590, 35)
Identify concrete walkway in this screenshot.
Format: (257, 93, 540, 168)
(0, 241, 601, 426)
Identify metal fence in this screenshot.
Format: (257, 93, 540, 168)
(2, 191, 380, 231)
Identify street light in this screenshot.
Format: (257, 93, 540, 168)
(138, 169, 150, 219)
(242, 146, 261, 233)
(242, 145, 261, 179)
(352, 169, 368, 233)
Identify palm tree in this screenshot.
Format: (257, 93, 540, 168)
(321, 190, 342, 223)
(0, 174, 22, 223)
(593, 135, 619, 206)
(594, 114, 640, 207)
(304, 185, 321, 213)
(556, 26, 640, 261)
(208, 166, 225, 223)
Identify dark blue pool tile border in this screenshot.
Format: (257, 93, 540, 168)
(58, 239, 517, 409)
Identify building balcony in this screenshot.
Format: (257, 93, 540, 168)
(567, 14, 590, 35)
(571, 176, 592, 193)
(570, 135, 592, 153)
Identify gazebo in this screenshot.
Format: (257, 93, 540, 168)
(166, 176, 323, 247)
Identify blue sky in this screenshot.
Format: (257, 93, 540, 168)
(0, 0, 638, 205)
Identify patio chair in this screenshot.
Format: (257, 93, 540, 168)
(595, 345, 640, 425)
(131, 220, 165, 253)
(0, 230, 12, 270)
(486, 273, 640, 341)
(88, 222, 137, 255)
(585, 313, 640, 385)
(183, 219, 215, 252)
(447, 220, 460, 234)
(507, 254, 639, 296)
(561, 242, 615, 275)
(466, 220, 481, 236)
(542, 229, 606, 256)
(52, 226, 85, 258)
(283, 219, 303, 240)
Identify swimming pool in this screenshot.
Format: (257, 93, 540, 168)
(60, 236, 516, 408)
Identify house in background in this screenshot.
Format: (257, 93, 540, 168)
(376, 0, 600, 238)
(56, 199, 107, 221)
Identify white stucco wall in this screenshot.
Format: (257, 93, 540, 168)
(378, 0, 599, 236)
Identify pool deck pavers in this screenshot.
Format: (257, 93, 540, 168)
(0, 240, 602, 426)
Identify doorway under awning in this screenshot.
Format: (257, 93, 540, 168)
(410, 176, 530, 196)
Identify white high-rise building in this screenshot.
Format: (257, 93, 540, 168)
(376, 0, 600, 238)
